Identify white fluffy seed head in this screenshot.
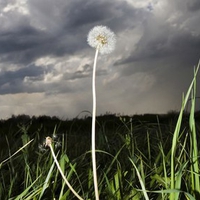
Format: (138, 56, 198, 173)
(87, 25, 116, 55)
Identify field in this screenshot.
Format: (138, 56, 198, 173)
(0, 66, 199, 199)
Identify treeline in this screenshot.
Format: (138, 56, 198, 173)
(0, 111, 199, 138)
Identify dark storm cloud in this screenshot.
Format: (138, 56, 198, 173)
(0, 24, 81, 65)
(187, 0, 200, 11)
(115, 13, 200, 77)
(64, 1, 113, 27)
(0, 0, 143, 66)
(63, 0, 140, 31)
(63, 64, 107, 80)
(0, 63, 74, 95)
(62, 64, 92, 80)
(0, 26, 39, 53)
(116, 31, 200, 67)
(0, 26, 53, 64)
(0, 64, 44, 94)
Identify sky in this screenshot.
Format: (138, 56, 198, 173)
(0, 0, 200, 119)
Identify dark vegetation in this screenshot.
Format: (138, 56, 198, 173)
(0, 111, 200, 199)
(0, 112, 194, 157)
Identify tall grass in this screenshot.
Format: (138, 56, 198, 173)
(170, 61, 200, 200)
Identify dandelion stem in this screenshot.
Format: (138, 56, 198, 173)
(49, 143, 83, 200)
(88, 25, 116, 200)
(91, 47, 100, 200)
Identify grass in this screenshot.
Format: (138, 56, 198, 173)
(0, 61, 199, 199)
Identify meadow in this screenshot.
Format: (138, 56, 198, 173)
(0, 74, 200, 199)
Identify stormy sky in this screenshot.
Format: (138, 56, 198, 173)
(0, 0, 199, 119)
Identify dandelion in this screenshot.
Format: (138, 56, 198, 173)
(40, 134, 61, 150)
(87, 25, 116, 55)
(44, 136, 83, 200)
(45, 136, 53, 147)
(87, 25, 116, 200)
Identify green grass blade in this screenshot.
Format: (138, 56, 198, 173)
(170, 61, 200, 199)
(189, 66, 200, 196)
(38, 159, 55, 200)
(13, 176, 40, 200)
(129, 157, 149, 200)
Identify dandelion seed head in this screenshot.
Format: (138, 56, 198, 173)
(38, 144, 47, 152)
(52, 134, 58, 140)
(55, 141, 62, 148)
(45, 136, 53, 147)
(87, 25, 116, 55)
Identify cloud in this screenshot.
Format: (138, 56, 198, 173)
(0, 64, 43, 94)
(187, 0, 200, 11)
(0, 0, 199, 119)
